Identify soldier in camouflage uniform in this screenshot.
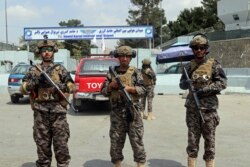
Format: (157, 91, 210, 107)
(179, 33, 227, 167)
(141, 58, 156, 120)
(101, 46, 146, 167)
(20, 38, 75, 167)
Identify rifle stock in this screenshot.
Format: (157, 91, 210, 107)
(109, 66, 136, 122)
(183, 67, 205, 123)
(30, 60, 77, 113)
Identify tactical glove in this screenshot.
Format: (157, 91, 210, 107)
(182, 79, 192, 89)
(66, 82, 75, 93)
(185, 79, 192, 85)
(38, 73, 48, 84)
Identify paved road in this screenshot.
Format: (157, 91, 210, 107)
(0, 94, 249, 167)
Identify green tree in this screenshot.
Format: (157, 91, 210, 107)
(119, 0, 168, 48)
(59, 19, 90, 59)
(201, 0, 225, 30)
(167, 0, 224, 38)
(168, 7, 205, 38)
(19, 36, 37, 52)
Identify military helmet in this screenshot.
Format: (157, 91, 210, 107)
(142, 58, 151, 65)
(114, 46, 136, 58)
(189, 33, 209, 48)
(35, 40, 58, 55)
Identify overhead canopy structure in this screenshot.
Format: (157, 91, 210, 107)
(156, 44, 194, 64)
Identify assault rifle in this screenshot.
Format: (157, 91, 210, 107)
(183, 67, 205, 123)
(30, 60, 77, 113)
(109, 66, 136, 122)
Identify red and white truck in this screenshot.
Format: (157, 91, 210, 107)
(73, 54, 119, 110)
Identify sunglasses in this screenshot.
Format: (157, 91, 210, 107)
(40, 46, 54, 53)
(192, 45, 206, 51)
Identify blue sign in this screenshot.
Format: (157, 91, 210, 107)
(24, 26, 154, 41)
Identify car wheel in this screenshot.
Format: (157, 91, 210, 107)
(11, 95, 19, 103)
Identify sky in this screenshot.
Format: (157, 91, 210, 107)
(0, 0, 202, 49)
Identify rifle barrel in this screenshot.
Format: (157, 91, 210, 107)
(183, 67, 205, 123)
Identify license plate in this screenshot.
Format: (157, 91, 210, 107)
(95, 95, 108, 101)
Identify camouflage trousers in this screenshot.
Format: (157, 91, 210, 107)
(109, 104, 146, 164)
(33, 109, 71, 167)
(186, 108, 220, 161)
(141, 85, 155, 113)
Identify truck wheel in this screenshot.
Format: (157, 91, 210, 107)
(11, 95, 19, 103)
(72, 99, 81, 111)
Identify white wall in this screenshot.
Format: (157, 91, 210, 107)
(0, 49, 77, 73)
(0, 51, 34, 73)
(218, 0, 250, 30)
(51, 49, 78, 72)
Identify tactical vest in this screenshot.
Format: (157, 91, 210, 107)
(190, 58, 214, 89)
(110, 66, 140, 102)
(35, 64, 62, 102)
(142, 69, 154, 86)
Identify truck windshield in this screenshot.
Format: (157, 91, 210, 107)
(81, 59, 119, 72)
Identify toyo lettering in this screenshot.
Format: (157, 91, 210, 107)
(86, 82, 103, 89)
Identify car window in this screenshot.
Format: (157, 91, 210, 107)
(80, 59, 119, 73)
(11, 65, 30, 75)
(177, 65, 183, 74)
(164, 63, 187, 74)
(165, 65, 178, 74)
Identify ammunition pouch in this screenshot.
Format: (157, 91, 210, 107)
(110, 66, 139, 102)
(191, 58, 214, 90)
(110, 90, 140, 103)
(36, 87, 59, 102)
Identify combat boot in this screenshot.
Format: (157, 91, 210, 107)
(140, 112, 143, 118)
(113, 160, 122, 167)
(187, 157, 196, 167)
(136, 162, 145, 167)
(143, 112, 148, 119)
(147, 112, 156, 120)
(205, 159, 214, 167)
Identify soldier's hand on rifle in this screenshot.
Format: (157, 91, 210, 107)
(108, 81, 118, 91)
(180, 78, 193, 90)
(125, 86, 136, 94)
(182, 79, 192, 87)
(185, 78, 192, 84)
(38, 73, 48, 84)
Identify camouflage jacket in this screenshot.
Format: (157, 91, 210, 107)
(179, 58, 227, 109)
(141, 67, 156, 86)
(101, 66, 145, 108)
(22, 62, 74, 113)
